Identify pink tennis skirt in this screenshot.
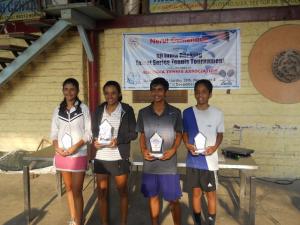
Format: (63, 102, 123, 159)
(54, 154, 87, 172)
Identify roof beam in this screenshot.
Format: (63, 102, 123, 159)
(61, 8, 96, 30)
(96, 6, 300, 29)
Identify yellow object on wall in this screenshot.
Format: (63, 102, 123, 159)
(208, 0, 300, 9)
(149, 0, 300, 13)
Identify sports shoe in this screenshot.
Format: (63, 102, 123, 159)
(68, 219, 76, 225)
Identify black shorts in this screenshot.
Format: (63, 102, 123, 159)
(93, 159, 130, 176)
(186, 167, 217, 192)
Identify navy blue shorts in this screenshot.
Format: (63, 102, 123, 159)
(186, 167, 217, 192)
(141, 173, 182, 201)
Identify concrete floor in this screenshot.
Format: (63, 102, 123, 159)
(0, 173, 299, 225)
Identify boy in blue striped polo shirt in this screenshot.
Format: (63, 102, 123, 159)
(183, 79, 224, 225)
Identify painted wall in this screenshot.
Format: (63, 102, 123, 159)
(0, 31, 87, 152)
(99, 20, 300, 178)
(0, 20, 299, 178)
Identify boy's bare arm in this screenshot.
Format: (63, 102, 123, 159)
(140, 132, 155, 160)
(204, 133, 223, 155)
(183, 132, 197, 155)
(161, 132, 182, 160)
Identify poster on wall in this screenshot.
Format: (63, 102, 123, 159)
(207, 0, 300, 9)
(123, 29, 241, 90)
(0, 0, 43, 23)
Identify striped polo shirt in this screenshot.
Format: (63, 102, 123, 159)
(95, 103, 122, 161)
(183, 106, 224, 171)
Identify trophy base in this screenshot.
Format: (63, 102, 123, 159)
(61, 144, 71, 151)
(98, 139, 111, 145)
(150, 153, 163, 158)
(195, 149, 206, 155)
(62, 133, 72, 150)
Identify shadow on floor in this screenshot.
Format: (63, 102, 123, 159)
(3, 208, 46, 225)
(85, 173, 194, 225)
(291, 196, 300, 211)
(218, 178, 249, 225)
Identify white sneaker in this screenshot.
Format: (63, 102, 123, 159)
(68, 219, 76, 225)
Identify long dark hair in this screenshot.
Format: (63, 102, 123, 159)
(59, 78, 81, 112)
(103, 80, 123, 102)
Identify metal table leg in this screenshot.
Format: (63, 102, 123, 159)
(239, 170, 246, 208)
(56, 171, 62, 197)
(23, 166, 31, 225)
(93, 173, 96, 190)
(128, 164, 139, 192)
(93, 161, 96, 191)
(249, 176, 256, 225)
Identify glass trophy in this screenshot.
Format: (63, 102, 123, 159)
(194, 132, 207, 154)
(98, 119, 113, 145)
(61, 133, 72, 150)
(150, 132, 163, 158)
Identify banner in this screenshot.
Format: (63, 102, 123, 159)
(0, 0, 43, 23)
(149, 0, 204, 13)
(149, 0, 300, 13)
(123, 30, 240, 90)
(207, 0, 300, 9)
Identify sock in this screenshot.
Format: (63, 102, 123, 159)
(193, 212, 202, 225)
(208, 214, 216, 225)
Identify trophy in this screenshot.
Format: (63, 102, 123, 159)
(98, 119, 113, 145)
(150, 132, 163, 158)
(194, 132, 207, 154)
(61, 133, 72, 150)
